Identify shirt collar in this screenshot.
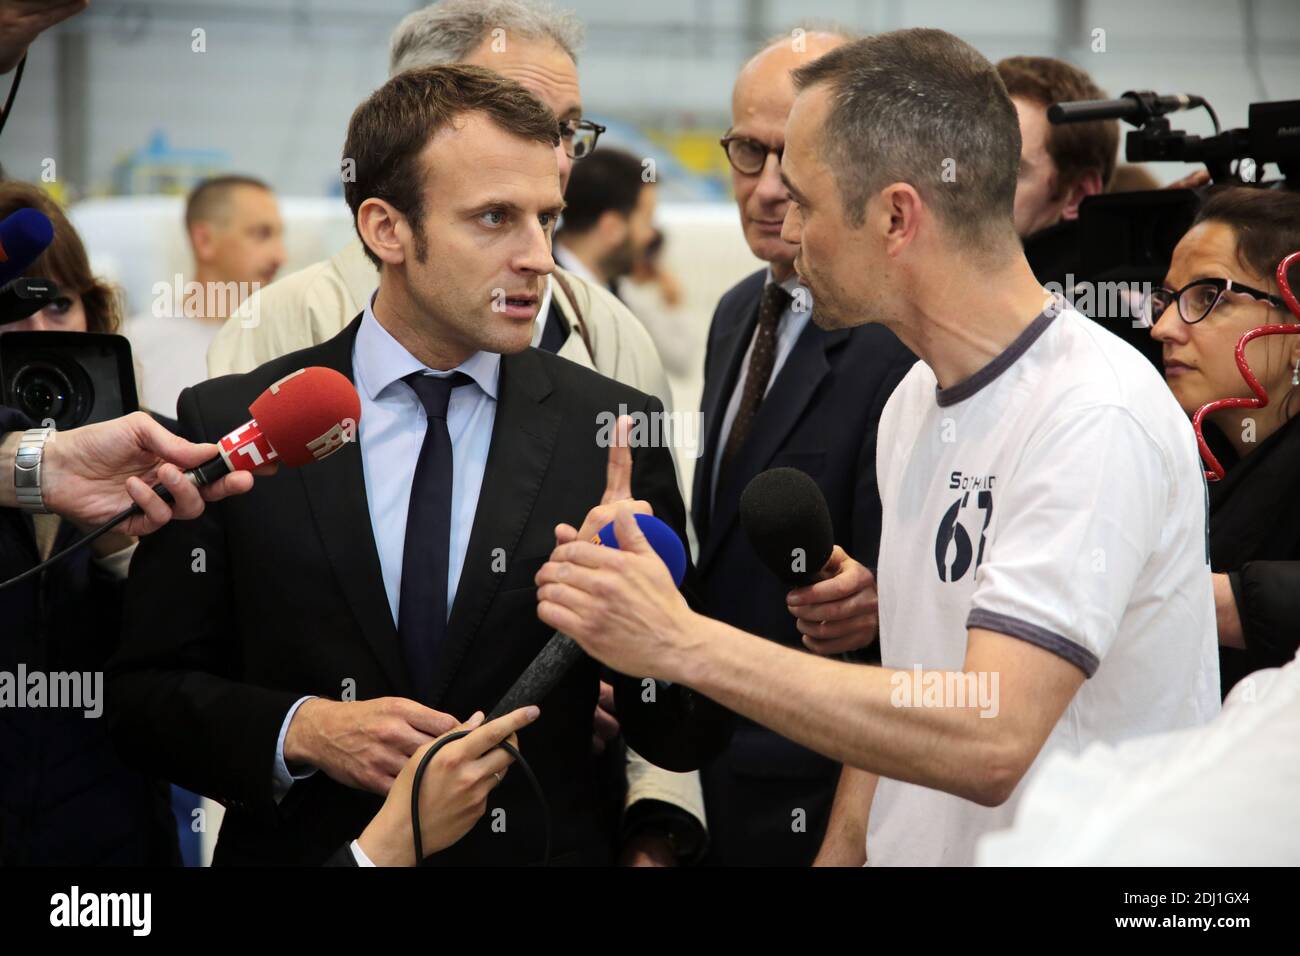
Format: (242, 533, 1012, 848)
(553, 243, 600, 287)
(765, 264, 807, 300)
(354, 291, 501, 403)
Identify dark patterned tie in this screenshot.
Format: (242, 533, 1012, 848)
(397, 370, 472, 704)
(720, 282, 791, 475)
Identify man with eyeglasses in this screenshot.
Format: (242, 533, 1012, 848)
(689, 28, 915, 866)
(206, 0, 671, 424)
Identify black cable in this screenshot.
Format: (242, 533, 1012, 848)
(410, 730, 550, 866)
(0, 484, 172, 591)
(1199, 99, 1222, 136)
(0, 54, 27, 140)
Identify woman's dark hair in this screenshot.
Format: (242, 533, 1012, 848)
(0, 181, 122, 333)
(1195, 187, 1300, 423)
(1193, 186, 1300, 290)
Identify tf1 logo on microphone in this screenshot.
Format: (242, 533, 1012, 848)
(218, 420, 278, 471)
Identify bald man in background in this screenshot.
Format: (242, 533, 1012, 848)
(127, 175, 285, 416)
(692, 28, 915, 866)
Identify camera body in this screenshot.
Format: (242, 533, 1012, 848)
(0, 331, 138, 429)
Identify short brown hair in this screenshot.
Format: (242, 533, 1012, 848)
(997, 56, 1119, 192)
(0, 181, 121, 334)
(1193, 186, 1300, 288)
(185, 174, 273, 231)
(791, 29, 1021, 247)
(342, 64, 561, 268)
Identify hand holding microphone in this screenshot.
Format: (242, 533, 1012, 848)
(536, 507, 694, 685)
(740, 467, 879, 655)
(32, 412, 273, 536)
(554, 414, 648, 752)
(1, 366, 360, 590)
(355, 705, 541, 866)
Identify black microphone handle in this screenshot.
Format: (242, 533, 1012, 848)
(487, 629, 587, 720)
(123, 453, 231, 518)
(1048, 97, 1142, 124)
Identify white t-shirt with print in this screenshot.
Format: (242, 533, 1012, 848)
(867, 301, 1221, 867)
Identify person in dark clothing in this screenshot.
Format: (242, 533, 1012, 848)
(1147, 186, 1300, 695)
(0, 181, 179, 865)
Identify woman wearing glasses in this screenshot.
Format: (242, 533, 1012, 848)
(1146, 186, 1300, 696)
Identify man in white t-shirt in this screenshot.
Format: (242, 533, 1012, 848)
(532, 28, 1220, 866)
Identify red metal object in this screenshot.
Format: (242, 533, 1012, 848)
(1192, 250, 1300, 481)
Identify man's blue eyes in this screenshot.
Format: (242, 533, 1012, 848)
(480, 211, 556, 228)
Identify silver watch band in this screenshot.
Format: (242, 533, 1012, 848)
(14, 426, 53, 514)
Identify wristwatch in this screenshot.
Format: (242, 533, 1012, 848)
(14, 426, 53, 514)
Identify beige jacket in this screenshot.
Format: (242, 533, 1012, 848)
(205, 239, 704, 841)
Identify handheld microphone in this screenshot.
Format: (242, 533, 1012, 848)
(739, 467, 833, 588)
(487, 513, 687, 720)
(0, 207, 54, 295)
(179, 366, 361, 489)
(0, 366, 361, 591)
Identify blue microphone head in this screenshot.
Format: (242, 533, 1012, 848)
(0, 208, 55, 286)
(596, 513, 687, 587)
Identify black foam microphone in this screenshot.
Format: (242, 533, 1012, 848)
(739, 467, 834, 587)
(487, 513, 686, 721)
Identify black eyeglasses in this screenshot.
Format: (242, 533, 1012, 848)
(559, 118, 605, 160)
(720, 134, 781, 175)
(1141, 277, 1286, 328)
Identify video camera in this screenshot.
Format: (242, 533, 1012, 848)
(0, 208, 140, 430)
(1027, 92, 1299, 367)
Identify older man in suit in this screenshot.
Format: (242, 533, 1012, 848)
(108, 66, 727, 866)
(691, 30, 916, 866)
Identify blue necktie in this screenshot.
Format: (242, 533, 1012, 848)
(398, 370, 471, 704)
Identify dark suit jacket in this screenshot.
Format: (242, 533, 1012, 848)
(1207, 415, 1300, 694)
(692, 270, 915, 864)
(107, 315, 727, 866)
(1, 405, 179, 866)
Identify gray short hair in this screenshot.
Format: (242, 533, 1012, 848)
(791, 28, 1020, 246)
(390, 0, 585, 77)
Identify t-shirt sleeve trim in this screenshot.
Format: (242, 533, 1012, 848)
(967, 607, 1100, 678)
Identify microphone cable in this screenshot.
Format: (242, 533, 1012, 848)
(0, 54, 26, 140)
(409, 731, 551, 866)
(0, 481, 178, 591)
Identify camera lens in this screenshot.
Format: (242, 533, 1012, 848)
(10, 359, 91, 429)
(20, 377, 60, 418)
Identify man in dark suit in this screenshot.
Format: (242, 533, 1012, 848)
(693, 30, 916, 866)
(107, 65, 725, 866)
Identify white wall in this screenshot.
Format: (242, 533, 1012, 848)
(2, 0, 1297, 197)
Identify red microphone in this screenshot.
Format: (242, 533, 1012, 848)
(0, 368, 362, 592)
(187, 366, 361, 486)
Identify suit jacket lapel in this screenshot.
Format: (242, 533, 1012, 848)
(693, 304, 760, 539)
(698, 322, 850, 571)
(430, 348, 561, 707)
(296, 314, 415, 698)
